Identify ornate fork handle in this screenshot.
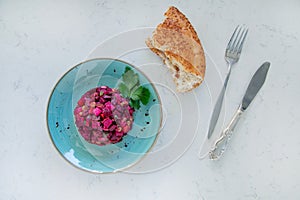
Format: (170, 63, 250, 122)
(209, 105, 244, 160)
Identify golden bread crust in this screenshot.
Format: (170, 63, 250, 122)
(161, 6, 201, 45)
(146, 6, 206, 92)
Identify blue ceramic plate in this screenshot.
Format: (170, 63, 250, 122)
(47, 58, 162, 173)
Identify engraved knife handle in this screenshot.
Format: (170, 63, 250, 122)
(209, 105, 244, 160)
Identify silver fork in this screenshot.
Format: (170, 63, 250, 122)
(207, 25, 248, 139)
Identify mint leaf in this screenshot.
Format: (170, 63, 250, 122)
(130, 99, 140, 110)
(118, 83, 129, 98)
(125, 66, 131, 73)
(118, 67, 151, 110)
(140, 87, 151, 105)
(130, 86, 150, 105)
(131, 86, 144, 101)
(122, 69, 139, 89)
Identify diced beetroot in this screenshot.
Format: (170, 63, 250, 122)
(110, 135, 118, 142)
(129, 109, 134, 115)
(109, 125, 116, 131)
(102, 118, 113, 129)
(102, 107, 111, 118)
(105, 101, 113, 110)
(78, 98, 85, 107)
(115, 131, 123, 137)
(100, 113, 105, 119)
(93, 107, 101, 116)
(88, 108, 94, 115)
(99, 98, 105, 104)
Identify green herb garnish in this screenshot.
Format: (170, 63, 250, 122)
(118, 66, 151, 110)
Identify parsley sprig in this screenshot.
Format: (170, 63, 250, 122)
(118, 67, 150, 110)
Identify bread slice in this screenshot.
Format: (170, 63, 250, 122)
(146, 6, 206, 92)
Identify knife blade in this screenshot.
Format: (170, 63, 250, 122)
(241, 62, 270, 110)
(209, 61, 270, 160)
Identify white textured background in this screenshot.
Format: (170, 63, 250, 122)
(1, 0, 300, 199)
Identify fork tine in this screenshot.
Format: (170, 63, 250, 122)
(230, 26, 244, 52)
(226, 25, 240, 51)
(232, 26, 247, 53)
(237, 28, 248, 54)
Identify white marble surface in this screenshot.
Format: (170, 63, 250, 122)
(1, 0, 300, 199)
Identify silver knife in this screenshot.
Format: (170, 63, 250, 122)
(209, 62, 270, 160)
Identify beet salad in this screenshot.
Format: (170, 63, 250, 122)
(74, 86, 134, 146)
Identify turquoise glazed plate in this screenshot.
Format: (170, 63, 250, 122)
(47, 58, 162, 173)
